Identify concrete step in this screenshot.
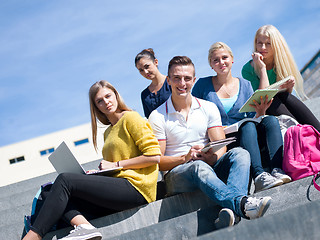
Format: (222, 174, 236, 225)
(0, 187, 38, 212)
(21, 175, 320, 240)
(0, 173, 57, 199)
(106, 206, 219, 240)
(195, 198, 320, 240)
(0, 225, 25, 240)
(2, 165, 319, 239)
(41, 191, 214, 240)
(0, 204, 31, 228)
(88, 175, 320, 240)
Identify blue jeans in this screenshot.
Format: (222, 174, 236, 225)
(164, 147, 250, 217)
(239, 115, 283, 179)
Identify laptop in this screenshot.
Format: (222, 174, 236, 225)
(48, 141, 122, 176)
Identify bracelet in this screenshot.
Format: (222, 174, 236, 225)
(116, 161, 120, 167)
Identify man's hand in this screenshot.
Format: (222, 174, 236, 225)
(184, 144, 217, 164)
(184, 145, 203, 163)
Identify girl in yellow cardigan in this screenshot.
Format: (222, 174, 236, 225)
(23, 80, 161, 240)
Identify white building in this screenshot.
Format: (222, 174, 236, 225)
(0, 122, 107, 187)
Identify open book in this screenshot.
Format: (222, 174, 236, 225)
(224, 116, 264, 135)
(201, 137, 236, 153)
(266, 76, 292, 91)
(239, 76, 293, 113)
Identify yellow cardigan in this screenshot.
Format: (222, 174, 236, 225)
(102, 111, 161, 203)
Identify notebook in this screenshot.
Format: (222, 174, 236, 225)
(239, 89, 279, 113)
(48, 141, 122, 176)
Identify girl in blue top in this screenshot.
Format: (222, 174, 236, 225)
(135, 48, 171, 118)
(192, 42, 291, 193)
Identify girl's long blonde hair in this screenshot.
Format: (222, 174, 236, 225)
(89, 80, 131, 150)
(254, 25, 307, 99)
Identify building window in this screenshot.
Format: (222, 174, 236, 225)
(40, 148, 55, 156)
(74, 138, 89, 146)
(9, 156, 25, 164)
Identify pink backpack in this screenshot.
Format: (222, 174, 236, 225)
(282, 124, 320, 190)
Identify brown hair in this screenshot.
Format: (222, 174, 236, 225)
(135, 48, 156, 66)
(89, 80, 131, 150)
(167, 56, 195, 77)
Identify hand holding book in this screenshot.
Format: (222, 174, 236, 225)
(239, 76, 293, 113)
(201, 137, 236, 153)
(249, 94, 273, 117)
(266, 76, 293, 92)
(239, 89, 278, 113)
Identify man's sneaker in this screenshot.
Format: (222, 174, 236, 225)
(58, 224, 102, 240)
(271, 168, 292, 183)
(214, 208, 236, 229)
(254, 172, 283, 192)
(244, 196, 272, 219)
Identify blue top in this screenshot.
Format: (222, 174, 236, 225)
(141, 79, 172, 118)
(192, 76, 255, 125)
(219, 87, 239, 113)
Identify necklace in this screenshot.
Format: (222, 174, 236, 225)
(212, 76, 237, 98)
(219, 79, 236, 97)
(220, 84, 233, 97)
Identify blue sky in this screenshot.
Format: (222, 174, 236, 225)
(0, 0, 319, 147)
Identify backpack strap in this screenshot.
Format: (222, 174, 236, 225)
(313, 173, 320, 192)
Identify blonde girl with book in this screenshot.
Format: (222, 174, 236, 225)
(242, 24, 320, 131)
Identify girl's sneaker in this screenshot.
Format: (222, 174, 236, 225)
(254, 172, 283, 192)
(58, 224, 102, 240)
(271, 168, 292, 183)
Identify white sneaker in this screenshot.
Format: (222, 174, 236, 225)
(244, 196, 272, 219)
(214, 208, 235, 229)
(271, 168, 292, 183)
(58, 224, 102, 240)
(254, 172, 283, 192)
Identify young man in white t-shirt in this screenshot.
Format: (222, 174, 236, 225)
(149, 56, 272, 228)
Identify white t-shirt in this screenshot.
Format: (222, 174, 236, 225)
(148, 96, 222, 156)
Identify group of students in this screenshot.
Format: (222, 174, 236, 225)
(23, 25, 320, 240)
